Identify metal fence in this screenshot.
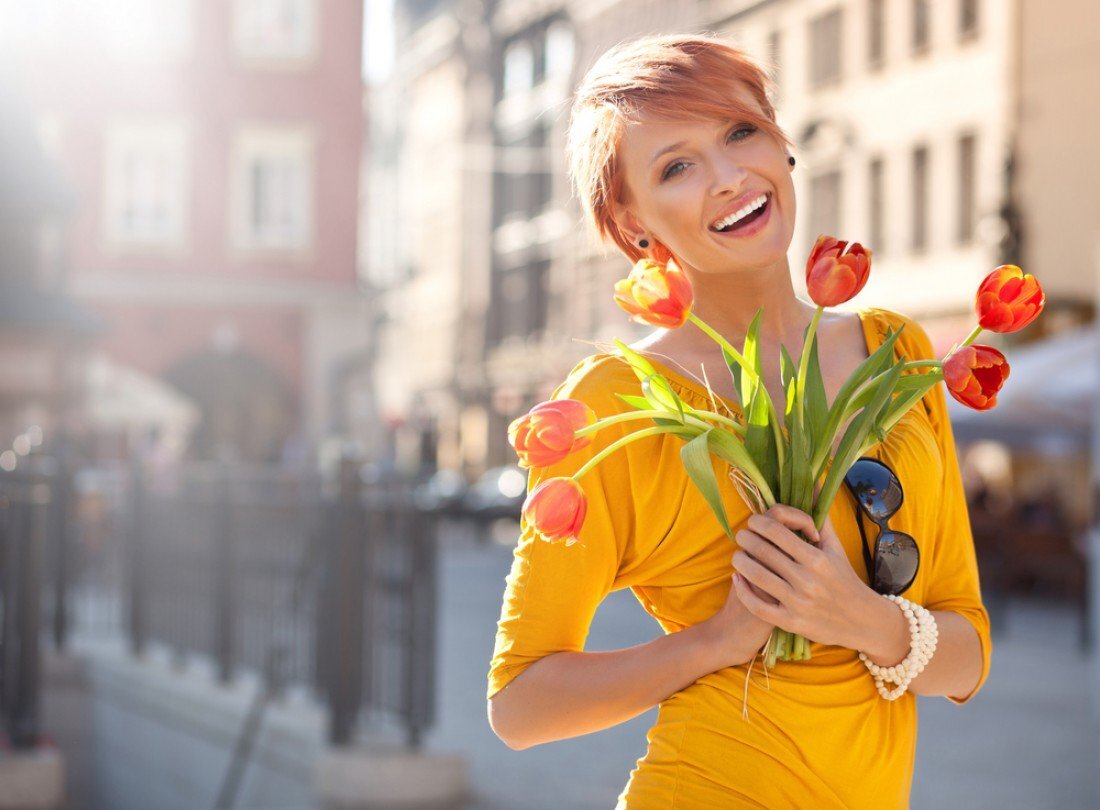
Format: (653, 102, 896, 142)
(0, 457, 61, 749)
(42, 454, 439, 749)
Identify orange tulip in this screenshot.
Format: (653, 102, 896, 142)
(805, 235, 872, 308)
(975, 265, 1045, 333)
(522, 477, 588, 544)
(508, 399, 597, 469)
(943, 345, 1010, 411)
(613, 257, 694, 328)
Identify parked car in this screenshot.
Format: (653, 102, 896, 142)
(461, 465, 527, 522)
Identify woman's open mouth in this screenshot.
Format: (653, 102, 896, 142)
(709, 193, 772, 238)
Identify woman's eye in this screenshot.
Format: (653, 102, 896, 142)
(728, 125, 757, 142)
(661, 161, 688, 181)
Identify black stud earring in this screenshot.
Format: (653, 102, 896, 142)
(788, 155, 796, 167)
(638, 238, 650, 248)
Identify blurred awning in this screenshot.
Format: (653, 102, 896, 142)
(947, 325, 1095, 452)
(85, 354, 200, 436)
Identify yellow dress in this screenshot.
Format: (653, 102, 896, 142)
(487, 307, 993, 809)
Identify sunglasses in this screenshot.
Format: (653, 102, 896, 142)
(842, 457, 920, 596)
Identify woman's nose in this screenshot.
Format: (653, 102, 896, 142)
(708, 154, 749, 196)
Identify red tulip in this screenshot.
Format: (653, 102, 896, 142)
(522, 477, 588, 544)
(805, 235, 872, 307)
(508, 399, 598, 469)
(975, 265, 1045, 333)
(943, 345, 1010, 411)
(613, 257, 694, 328)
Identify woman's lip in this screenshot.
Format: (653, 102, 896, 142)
(711, 196, 773, 239)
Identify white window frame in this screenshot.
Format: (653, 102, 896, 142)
(102, 118, 191, 251)
(230, 124, 315, 255)
(233, 0, 317, 67)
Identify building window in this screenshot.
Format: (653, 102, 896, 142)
(911, 145, 929, 253)
(503, 39, 534, 97)
(869, 156, 885, 254)
(809, 169, 842, 240)
(544, 21, 574, 81)
(103, 120, 189, 249)
(233, 0, 316, 64)
(809, 9, 843, 90)
(868, 0, 885, 70)
(912, 0, 931, 55)
(959, 0, 979, 40)
(231, 126, 314, 252)
(957, 133, 977, 245)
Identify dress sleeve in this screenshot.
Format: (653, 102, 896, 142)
(890, 310, 993, 705)
(486, 357, 645, 701)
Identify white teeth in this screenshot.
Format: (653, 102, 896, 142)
(712, 194, 768, 231)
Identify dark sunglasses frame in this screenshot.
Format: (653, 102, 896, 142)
(842, 457, 920, 596)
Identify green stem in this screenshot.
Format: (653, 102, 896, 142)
(573, 424, 699, 480)
(795, 306, 824, 411)
(574, 410, 683, 436)
(960, 324, 983, 348)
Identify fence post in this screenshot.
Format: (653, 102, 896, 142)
(49, 432, 73, 650)
(215, 460, 237, 684)
(404, 499, 438, 750)
(127, 456, 147, 657)
(328, 453, 365, 745)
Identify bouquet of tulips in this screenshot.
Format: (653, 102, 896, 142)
(509, 236, 1044, 669)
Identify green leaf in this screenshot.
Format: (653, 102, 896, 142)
(641, 374, 686, 422)
(779, 345, 797, 425)
(740, 308, 764, 407)
(813, 360, 905, 529)
(614, 339, 658, 386)
(721, 346, 744, 409)
(744, 383, 779, 500)
(706, 429, 776, 507)
(810, 325, 906, 476)
(804, 333, 829, 440)
(613, 393, 657, 411)
(681, 431, 732, 538)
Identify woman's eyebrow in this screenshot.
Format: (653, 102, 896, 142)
(649, 141, 686, 167)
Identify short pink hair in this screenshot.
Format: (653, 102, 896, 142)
(567, 33, 793, 262)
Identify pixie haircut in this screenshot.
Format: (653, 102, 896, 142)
(567, 33, 793, 262)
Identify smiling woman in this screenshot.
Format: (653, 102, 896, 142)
(487, 32, 991, 810)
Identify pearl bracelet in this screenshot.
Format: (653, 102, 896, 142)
(857, 594, 939, 701)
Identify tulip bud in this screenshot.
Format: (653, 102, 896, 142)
(508, 399, 598, 469)
(943, 345, 1010, 411)
(521, 477, 588, 545)
(975, 265, 1045, 333)
(613, 257, 694, 329)
(805, 235, 872, 308)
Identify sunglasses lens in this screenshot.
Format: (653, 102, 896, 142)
(874, 531, 920, 596)
(844, 459, 902, 521)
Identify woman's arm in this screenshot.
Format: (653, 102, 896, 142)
(488, 613, 763, 751)
(849, 589, 984, 701)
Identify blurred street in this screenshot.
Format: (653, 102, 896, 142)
(428, 521, 1099, 810)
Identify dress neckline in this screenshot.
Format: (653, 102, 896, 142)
(599, 306, 886, 415)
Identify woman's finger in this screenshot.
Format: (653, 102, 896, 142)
(747, 513, 819, 564)
(733, 549, 793, 602)
(733, 574, 785, 622)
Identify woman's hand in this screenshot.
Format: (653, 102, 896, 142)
(730, 504, 871, 649)
(700, 553, 778, 669)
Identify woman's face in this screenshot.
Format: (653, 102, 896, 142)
(615, 82, 795, 276)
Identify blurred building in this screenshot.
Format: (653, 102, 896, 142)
(372, 0, 1099, 474)
(0, 0, 368, 463)
(0, 81, 100, 462)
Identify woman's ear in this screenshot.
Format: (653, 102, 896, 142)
(611, 203, 647, 247)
